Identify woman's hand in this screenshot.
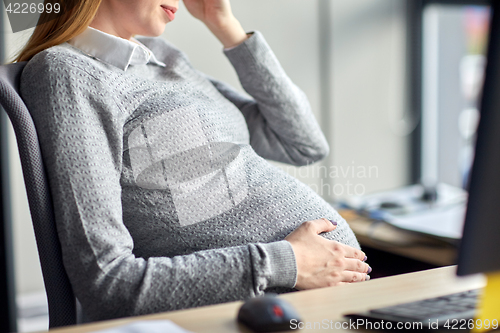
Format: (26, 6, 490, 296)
(182, 0, 247, 48)
(285, 218, 371, 290)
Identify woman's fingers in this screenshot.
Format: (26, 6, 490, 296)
(327, 271, 368, 286)
(344, 258, 371, 274)
(341, 271, 369, 283)
(286, 218, 371, 289)
(339, 242, 366, 261)
(302, 218, 337, 235)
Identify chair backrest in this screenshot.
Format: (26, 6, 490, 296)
(0, 62, 76, 328)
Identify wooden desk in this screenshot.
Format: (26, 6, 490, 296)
(49, 266, 485, 333)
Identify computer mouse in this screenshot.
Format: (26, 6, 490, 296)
(237, 294, 302, 332)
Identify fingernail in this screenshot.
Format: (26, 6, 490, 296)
(329, 219, 338, 226)
(366, 275, 371, 281)
(367, 266, 372, 274)
(363, 255, 367, 262)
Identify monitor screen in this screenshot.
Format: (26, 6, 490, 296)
(457, 0, 500, 276)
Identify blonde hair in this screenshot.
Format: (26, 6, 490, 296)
(15, 0, 102, 62)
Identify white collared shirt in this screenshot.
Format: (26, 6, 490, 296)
(68, 27, 166, 71)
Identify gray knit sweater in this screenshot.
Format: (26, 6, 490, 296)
(20, 31, 360, 321)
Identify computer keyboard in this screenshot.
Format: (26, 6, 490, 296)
(370, 289, 479, 321)
(345, 289, 481, 329)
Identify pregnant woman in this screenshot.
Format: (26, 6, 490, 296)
(17, 0, 370, 322)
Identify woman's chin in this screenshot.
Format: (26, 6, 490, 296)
(140, 25, 168, 38)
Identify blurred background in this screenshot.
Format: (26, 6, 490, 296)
(0, 0, 491, 331)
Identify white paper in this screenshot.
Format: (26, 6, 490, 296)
(91, 320, 193, 333)
(384, 204, 467, 239)
(341, 183, 468, 239)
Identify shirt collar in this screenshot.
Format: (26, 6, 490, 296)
(68, 27, 166, 71)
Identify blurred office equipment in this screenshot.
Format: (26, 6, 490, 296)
(456, 3, 500, 277)
(421, 2, 489, 189)
(343, 183, 467, 239)
(383, 0, 491, 237)
(346, 1, 500, 325)
(412, 0, 490, 187)
(338, 0, 492, 278)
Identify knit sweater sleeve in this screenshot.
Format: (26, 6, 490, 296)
(20, 50, 297, 321)
(209, 31, 329, 166)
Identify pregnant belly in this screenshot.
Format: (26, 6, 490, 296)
(125, 152, 359, 258)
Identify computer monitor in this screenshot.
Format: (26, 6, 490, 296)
(457, 0, 500, 276)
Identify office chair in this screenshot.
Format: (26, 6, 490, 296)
(0, 62, 77, 328)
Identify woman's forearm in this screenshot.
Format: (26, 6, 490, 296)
(183, 0, 248, 48)
(206, 17, 248, 49)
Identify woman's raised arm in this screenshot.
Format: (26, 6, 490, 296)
(186, 0, 329, 166)
(203, 31, 330, 166)
(183, 0, 248, 48)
